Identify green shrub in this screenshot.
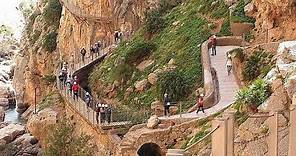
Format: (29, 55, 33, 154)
(157, 71, 190, 102)
(244, 31, 255, 42)
(231, 0, 255, 23)
(218, 17, 232, 36)
(229, 48, 244, 62)
(243, 50, 274, 81)
(42, 74, 56, 84)
(42, 0, 62, 26)
(44, 119, 94, 156)
(124, 41, 156, 64)
(30, 30, 41, 45)
(42, 32, 58, 52)
(112, 105, 151, 125)
(235, 79, 271, 110)
(158, 0, 182, 14)
(145, 10, 166, 33)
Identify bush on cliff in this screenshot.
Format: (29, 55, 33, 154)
(231, 0, 255, 23)
(42, 0, 62, 26)
(44, 119, 95, 156)
(42, 32, 58, 52)
(157, 71, 190, 102)
(235, 79, 271, 112)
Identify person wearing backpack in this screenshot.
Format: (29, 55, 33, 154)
(72, 82, 79, 101)
(80, 47, 87, 63)
(196, 94, 205, 114)
(210, 35, 217, 56)
(58, 72, 64, 89)
(66, 78, 72, 95)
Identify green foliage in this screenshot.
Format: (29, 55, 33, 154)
(112, 105, 151, 125)
(42, 32, 58, 52)
(44, 119, 94, 156)
(235, 79, 271, 109)
(38, 92, 64, 111)
(181, 122, 211, 149)
(218, 17, 232, 36)
(231, 0, 255, 23)
(42, 0, 62, 26)
(229, 48, 244, 62)
(145, 10, 166, 33)
(158, 0, 182, 14)
(157, 71, 190, 102)
(42, 74, 56, 84)
(234, 111, 248, 125)
(197, 0, 229, 19)
(244, 31, 255, 42)
(30, 30, 41, 45)
(124, 41, 156, 64)
(243, 50, 274, 81)
(19, 0, 36, 19)
(0, 25, 14, 36)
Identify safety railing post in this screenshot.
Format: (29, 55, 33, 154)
(268, 111, 278, 156)
(288, 94, 296, 156)
(212, 118, 227, 156)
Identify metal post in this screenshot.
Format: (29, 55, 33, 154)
(34, 87, 37, 114)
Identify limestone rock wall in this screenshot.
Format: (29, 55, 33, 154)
(58, 0, 158, 63)
(249, 0, 296, 42)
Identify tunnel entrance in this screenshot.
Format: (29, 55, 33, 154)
(137, 143, 162, 156)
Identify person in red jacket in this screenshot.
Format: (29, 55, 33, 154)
(72, 82, 79, 101)
(196, 94, 205, 114)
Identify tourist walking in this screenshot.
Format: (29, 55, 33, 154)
(114, 31, 119, 44)
(163, 93, 170, 116)
(95, 41, 101, 57)
(100, 104, 106, 123)
(58, 72, 65, 89)
(226, 54, 232, 76)
(80, 47, 86, 63)
(196, 94, 205, 114)
(84, 92, 92, 109)
(72, 82, 79, 101)
(90, 45, 95, 60)
(210, 35, 217, 56)
(70, 54, 75, 71)
(66, 78, 72, 95)
(96, 103, 101, 124)
(106, 105, 112, 124)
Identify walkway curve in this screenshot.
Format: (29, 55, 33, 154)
(116, 37, 244, 155)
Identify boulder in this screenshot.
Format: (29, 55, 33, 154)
(259, 87, 289, 112)
(284, 75, 296, 99)
(0, 124, 25, 145)
(136, 60, 154, 71)
(0, 98, 9, 109)
(244, 2, 256, 17)
(135, 79, 149, 92)
(147, 115, 159, 129)
(151, 101, 163, 116)
(148, 73, 158, 85)
(27, 108, 58, 146)
(153, 69, 164, 75)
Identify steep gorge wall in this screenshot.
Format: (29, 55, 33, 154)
(58, 0, 158, 62)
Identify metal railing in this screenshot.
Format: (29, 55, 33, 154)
(57, 45, 131, 129)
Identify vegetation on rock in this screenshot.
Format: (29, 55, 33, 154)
(42, 0, 62, 27)
(44, 119, 95, 156)
(42, 32, 58, 52)
(89, 0, 230, 122)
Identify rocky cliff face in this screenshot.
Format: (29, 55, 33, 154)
(14, 0, 158, 113)
(58, 0, 158, 62)
(248, 0, 296, 42)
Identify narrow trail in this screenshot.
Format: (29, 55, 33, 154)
(160, 46, 239, 119)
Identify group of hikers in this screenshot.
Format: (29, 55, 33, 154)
(114, 31, 124, 44)
(80, 41, 102, 64)
(58, 61, 113, 124)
